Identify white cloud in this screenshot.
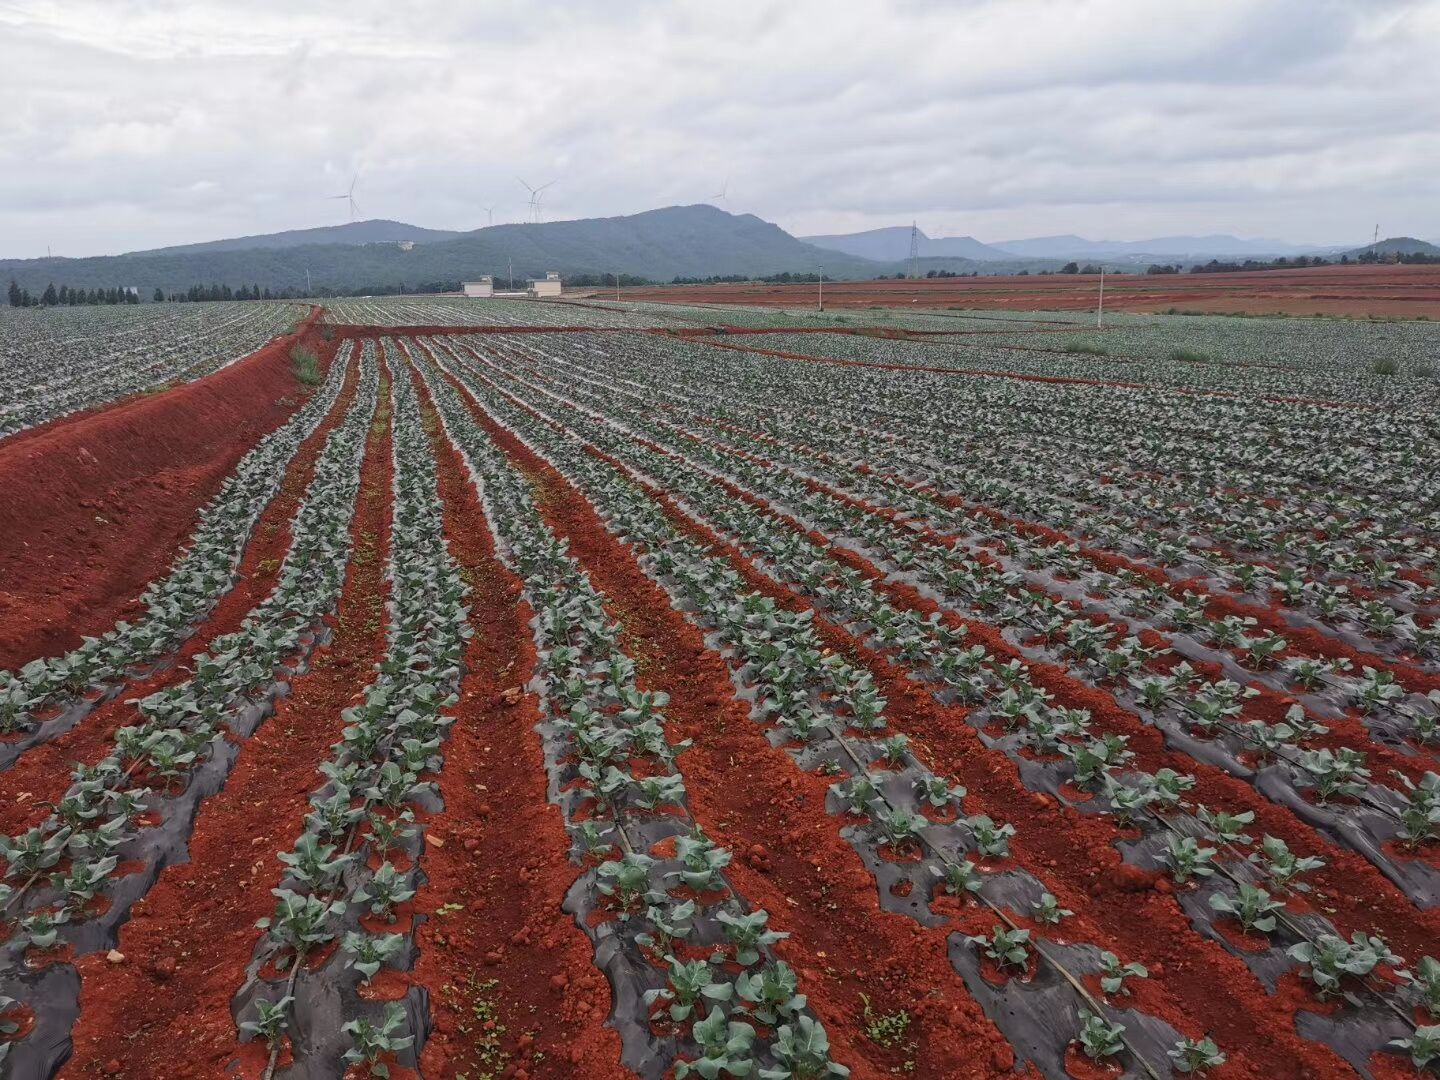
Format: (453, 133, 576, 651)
(1, 0, 1437, 256)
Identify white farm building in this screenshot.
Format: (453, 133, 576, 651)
(528, 271, 563, 298)
(462, 277, 494, 298)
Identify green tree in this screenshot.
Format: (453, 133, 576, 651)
(1061, 262, 1079, 274)
(8, 280, 23, 307)
(41, 283, 59, 306)
(153, 287, 165, 302)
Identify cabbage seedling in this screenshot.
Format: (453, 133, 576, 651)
(596, 853, 655, 912)
(1390, 1025, 1440, 1070)
(1250, 835, 1324, 893)
(1397, 956, 1440, 1018)
(1195, 805, 1254, 845)
(342, 1001, 414, 1078)
(1169, 1035, 1225, 1074)
(17, 909, 69, 949)
(675, 1007, 757, 1079)
(352, 862, 416, 921)
(1209, 883, 1284, 934)
(941, 860, 983, 898)
(759, 1015, 849, 1079)
(645, 956, 733, 1022)
(1032, 892, 1073, 924)
(915, 775, 966, 809)
(1076, 1011, 1125, 1060)
(1099, 951, 1148, 995)
(240, 995, 293, 1050)
(969, 925, 1030, 970)
(341, 931, 406, 984)
(636, 899, 697, 955)
(717, 909, 788, 965)
(1165, 835, 1217, 885)
(669, 832, 732, 892)
(964, 815, 1015, 859)
(736, 961, 806, 1025)
(1289, 932, 1400, 997)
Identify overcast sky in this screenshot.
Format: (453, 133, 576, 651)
(3, 0, 1438, 258)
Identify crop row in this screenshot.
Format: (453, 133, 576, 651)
(461, 335, 1440, 908)
(0, 346, 380, 1078)
(429, 330, 1440, 1076)
(427, 337, 1258, 1077)
(229, 345, 465, 1076)
(0, 303, 303, 439)
(721, 335, 1434, 582)
(504, 337, 1440, 826)
(0, 345, 353, 764)
(412, 337, 851, 1080)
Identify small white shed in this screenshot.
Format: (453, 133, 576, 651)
(528, 271, 562, 297)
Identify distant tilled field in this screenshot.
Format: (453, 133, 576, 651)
(1, 297, 1438, 1080)
(619, 263, 1440, 319)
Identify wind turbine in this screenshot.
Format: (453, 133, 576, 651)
(710, 176, 729, 206)
(328, 173, 360, 221)
(483, 206, 496, 227)
(518, 177, 557, 223)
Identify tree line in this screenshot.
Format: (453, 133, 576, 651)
(4, 279, 506, 308)
(1145, 251, 1440, 275)
(4, 281, 282, 306)
(8, 281, 140, 307)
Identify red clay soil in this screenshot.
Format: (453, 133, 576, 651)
(405, 368, 626, 1080)
(621, 264, 1440, 319)
(61, 358, 393, 1080)
(452, 364, 1353, 1079)
(0, 307, 333, 669)
(446, 383, 1005, 1080)
(0, 358, 361, 832)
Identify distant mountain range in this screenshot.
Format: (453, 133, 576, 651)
(800, 226, 1013, 262)
(803, 227, 1355, 264)
(2, 210, 1432, 297)
(0, 206, 1046, 294)
(991, 234, 1344, 260)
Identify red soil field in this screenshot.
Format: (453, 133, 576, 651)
(616, 263, 1440, 318)
(0, 308, 333, 668)
(4, 310, 1435, 1080)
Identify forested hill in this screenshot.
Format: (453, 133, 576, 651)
(1, 206, 923, 294)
